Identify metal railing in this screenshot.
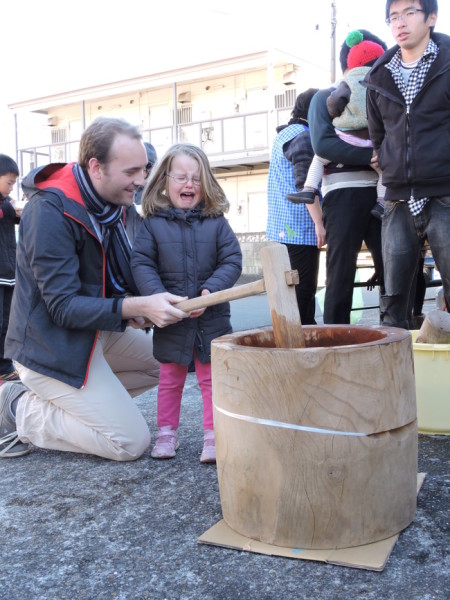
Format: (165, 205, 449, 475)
(18, 108, 293, 177)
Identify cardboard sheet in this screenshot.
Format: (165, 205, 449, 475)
(198, 473, 426, 571)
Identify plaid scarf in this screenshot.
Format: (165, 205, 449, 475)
(386, 39, 438, 216)
(73, 163, 138, 296)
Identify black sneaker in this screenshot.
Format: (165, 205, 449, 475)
(0, 382, 29, 458)
(286, 190, 316, 204)
(371, 203, 384, 220)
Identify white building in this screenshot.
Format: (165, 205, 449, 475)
(10, 48, 330, 239)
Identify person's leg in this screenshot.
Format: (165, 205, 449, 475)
(0, 286, 15, 375)
(424, 195, 450, 310)
(193, 354, 213, 430)
(156, 362, 187, 430)
(102, 327, 160, 397)
(363, 209, 385, 319)
(380, 201, 422, 329)
(413, 257, 426, 316)
(304, 155, 326, 191)
(287, 156, 327, 204)
(14, 331, 151, 460)
(194, 354, 215, 463)
(323, 187, 375, 324)
(151, 362, 187, 459)
(286, 244, 320, 325)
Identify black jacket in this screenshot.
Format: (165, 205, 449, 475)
(0, 195, 20, 281)
(6, 163, 125, 388)
(131, 205, 242, 365)
(364, 33, 450, 200)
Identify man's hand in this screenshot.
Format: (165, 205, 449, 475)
(370, 151, 379, 171)
(122, 293, 188, 328)
(315, 222, 326, 248)
(306, 195, 326, 248)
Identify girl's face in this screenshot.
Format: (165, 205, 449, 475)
(167, 154, 202, 211)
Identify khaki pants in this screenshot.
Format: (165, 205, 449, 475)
(15, 328, 160, 461)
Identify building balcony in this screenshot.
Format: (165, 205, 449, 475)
(17, 107, 294, 177)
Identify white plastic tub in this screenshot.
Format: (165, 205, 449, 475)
(411, 331, 450, 435)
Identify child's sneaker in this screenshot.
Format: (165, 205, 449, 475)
(286, 189, 316, 204)
(151, 426, 179, 459)
(200, 429, 216, 464)
(371, 202, 384, 220)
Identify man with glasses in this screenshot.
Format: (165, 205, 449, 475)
(364, 1, 450, 327)
(0, 117, 188, 460)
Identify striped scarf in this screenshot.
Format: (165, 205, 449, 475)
(73, 163, 138, 296)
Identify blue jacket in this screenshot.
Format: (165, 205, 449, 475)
(131, 205, 242, 365)
(6, 163, 125, 388)
(266, 124, 318, 246)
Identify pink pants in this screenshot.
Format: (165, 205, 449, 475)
(157, 352, 213, 430)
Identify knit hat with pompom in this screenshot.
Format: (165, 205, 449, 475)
(339, 30, 387, 72)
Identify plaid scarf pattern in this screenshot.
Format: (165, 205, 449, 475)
(386, 39, 438, 216)
(73, 163, 137, 296)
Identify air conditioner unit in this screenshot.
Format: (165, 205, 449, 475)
(178, 92, 191, 104)
(47, 116, 58, 127)
(282, 71, 297, 86)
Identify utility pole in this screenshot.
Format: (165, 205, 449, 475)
(331, 1, 337, 83)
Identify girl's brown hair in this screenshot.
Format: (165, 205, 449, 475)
(141, 143, 229, 217)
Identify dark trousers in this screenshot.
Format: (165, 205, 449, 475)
(285, 243, 320, 325)
(322, 186, 383, 324)
(381, 196, 450, 328)
(0, 285, 14, 374)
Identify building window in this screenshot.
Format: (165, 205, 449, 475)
(274, 89, 297, 110)
(177, 104, 192, 124)
(51, 128, 67, 144)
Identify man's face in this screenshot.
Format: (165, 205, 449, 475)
(0, 173, 17, 199)
(89, 134, 147, 206)
(387, 1, 437, 53)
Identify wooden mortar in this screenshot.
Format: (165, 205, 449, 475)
(211, 325, 418, 550)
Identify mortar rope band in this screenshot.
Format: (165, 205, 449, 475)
(214, 404, 367, 437)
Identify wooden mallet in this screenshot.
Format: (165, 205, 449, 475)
(175, 243, 306, 348)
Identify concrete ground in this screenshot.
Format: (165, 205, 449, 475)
(1, 289, 449, 599)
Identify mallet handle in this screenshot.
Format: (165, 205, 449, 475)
(175, 279, 266, 312)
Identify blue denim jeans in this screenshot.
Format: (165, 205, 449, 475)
(381, 196, 450, 328)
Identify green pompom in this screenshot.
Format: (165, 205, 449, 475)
(346, 30, 363, 48)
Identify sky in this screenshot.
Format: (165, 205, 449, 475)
(1, 0, 448, 157)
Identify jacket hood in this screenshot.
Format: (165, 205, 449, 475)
(153, 202, 215, 221)
(21, 162, 84, 206)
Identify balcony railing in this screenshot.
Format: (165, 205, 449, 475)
(18, 108, 293, 176)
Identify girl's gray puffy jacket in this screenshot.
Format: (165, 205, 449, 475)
(131, 204, 242, 365)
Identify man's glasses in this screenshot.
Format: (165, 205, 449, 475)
(167, 174, 202, 186)
(386, 7, 424, 25)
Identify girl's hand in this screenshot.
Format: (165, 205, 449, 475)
(128, 316, 153, 329)
(189, 289, 210, 318)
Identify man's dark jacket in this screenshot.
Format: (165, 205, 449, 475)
(6, 163, 125, 388)
(364, 32, 450, 200)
